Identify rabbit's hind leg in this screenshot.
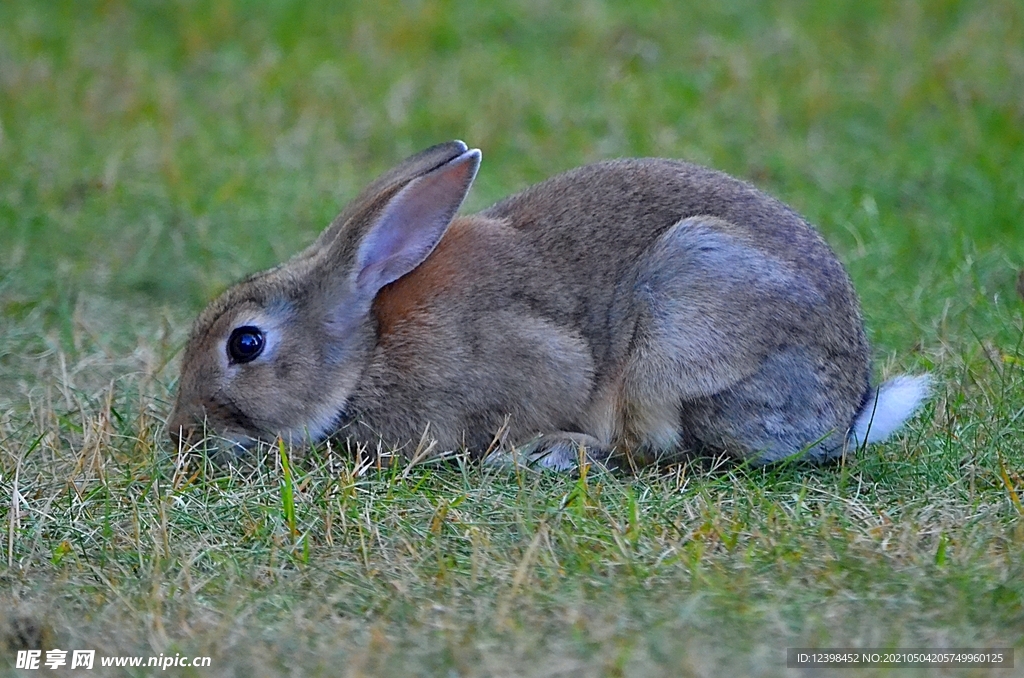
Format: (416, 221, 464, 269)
(676, 347, 849, 463)
(618, 215, 836, 462)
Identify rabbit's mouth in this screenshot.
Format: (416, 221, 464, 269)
(168, 419, 256, 460)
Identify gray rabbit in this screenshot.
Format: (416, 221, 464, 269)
(170, 141, 929, 469)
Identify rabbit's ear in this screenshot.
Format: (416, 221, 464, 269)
(350, 141, 471, 214)
(351, 148, 480, 297)
(312, 141, 473, 253)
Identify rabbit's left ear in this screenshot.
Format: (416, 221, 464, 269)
(352, 149, 480, 298)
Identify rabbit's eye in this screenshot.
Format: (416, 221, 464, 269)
(227, 326, 265, 364)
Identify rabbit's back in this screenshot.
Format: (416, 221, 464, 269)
(482, 158, 867, 375)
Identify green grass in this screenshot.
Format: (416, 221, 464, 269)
(1, 0, 1023, 675)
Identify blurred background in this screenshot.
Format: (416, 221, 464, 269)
(1, 0, 1022, 369)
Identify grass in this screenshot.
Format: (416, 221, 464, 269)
(1, 0, 1023, 675)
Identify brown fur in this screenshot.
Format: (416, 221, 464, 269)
(374, 216, 491, 336)
(170, 141, 923, 468)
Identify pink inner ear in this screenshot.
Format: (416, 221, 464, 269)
(354, 149, 480, 297)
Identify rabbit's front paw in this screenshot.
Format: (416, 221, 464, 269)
(513, 432, 614, 472)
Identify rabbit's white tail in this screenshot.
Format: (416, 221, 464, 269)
(850, 375, 931, 446)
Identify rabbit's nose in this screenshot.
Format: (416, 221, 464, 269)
(167, 402, 201, 448)
(168, 418, 198, 448)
